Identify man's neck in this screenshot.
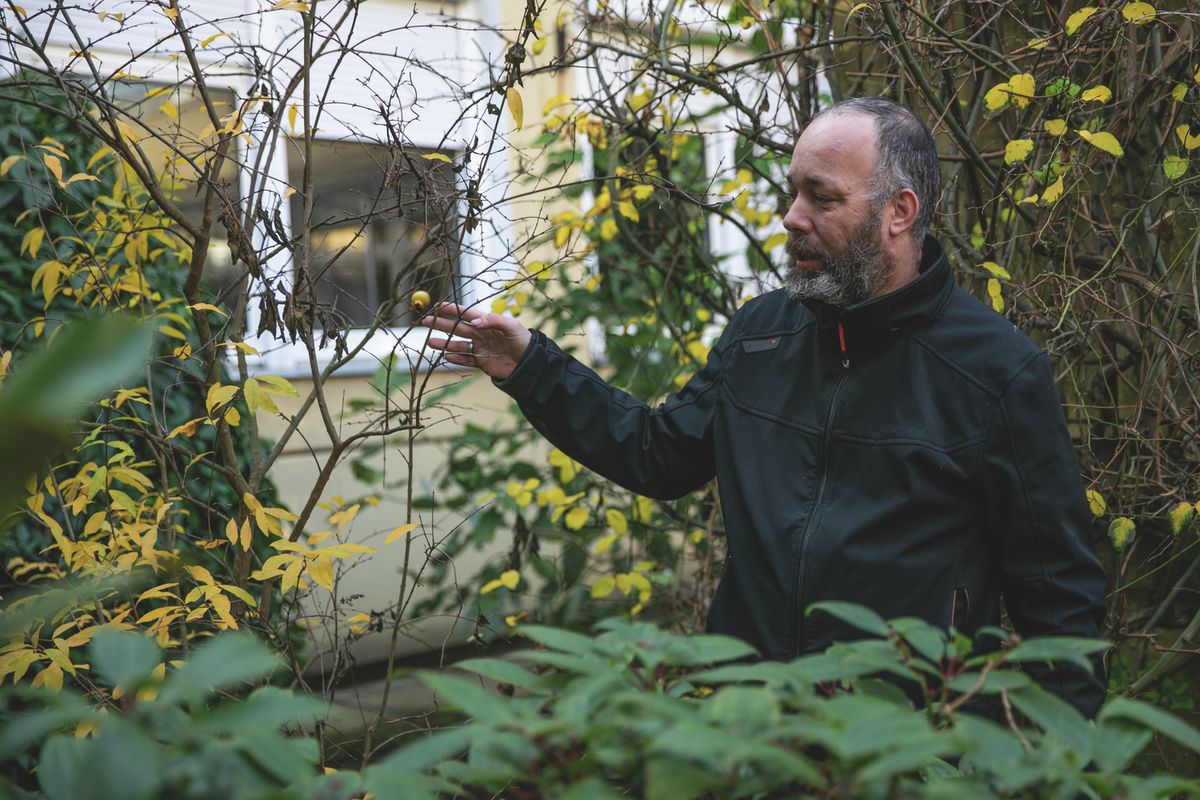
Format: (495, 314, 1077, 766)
(871, 236, 923, 298)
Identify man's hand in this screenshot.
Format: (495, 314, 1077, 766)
(420, 303, 532, 382)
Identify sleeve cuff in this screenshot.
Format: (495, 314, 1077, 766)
(492, 329, 549, 400)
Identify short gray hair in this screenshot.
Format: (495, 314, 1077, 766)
(814, 97, 941, 241)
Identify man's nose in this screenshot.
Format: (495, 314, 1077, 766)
(782, 198, 813, 235)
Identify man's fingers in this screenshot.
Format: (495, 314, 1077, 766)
(428, 337, 476, 357)
(421, 314, 478, 337)
(428, 302, 482, 323)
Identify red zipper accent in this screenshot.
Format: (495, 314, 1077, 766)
(837, 322, 849, 368)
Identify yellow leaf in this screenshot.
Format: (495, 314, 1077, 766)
(188, 302, 228, 316)
(162, 6, 179, 21)
(270, 0, 309, 10)
(224, 406, 241, 426)
(600, 217, 618, 241)
(347, 612, 371, 634)
(981, 261, 1011, 280)
(594, 532, 619, 555)
(845, 3, 872, 25)
(1040, 175, 1065, 204)
(384, 523, 418, 544)
(1121, 2, 1156, 25)
(500, 569, 520, 590)
(167, 418, 201, 439)
(328, 503, 361, 526)
(1043, 118, 1068, 136)
(225, 517, 238, 546)
(159, 100, 177, 121)
(633, 495, 655, 524)
(764, 232, 788, 252)
(243, 492, 263, 513)
(532, 38, 547, 56)
(1172, 83, 1187, 101)
(542, 93, 570, 115)
(205, 383, 238, 413)
(1167, 502, 1195, 536)
(604, 508, 628, 535)
(187, 564, 215, 585)
(1004, 138, 1035, 165)
(200, 31, 231, 48)
(20, 227, 45, 258)
(306, 556, 334, 591)
(31, 663, 64, 692)
(1081, 85, 1112, 103)
(420, 152, 452, 163)
(0, 154, 23, 176)
(631, 183, 654, 201)
(1077, 129, 1124, 157)
(984, 82, 1010, 112)
(255, 374, 298, 397)
(219, 340, 259, 355)
(1065, 6, 1098, 35)
(42, 153, 63, 182)
(480, 578, 503, 594)
(1027, 37, 1050, 50)
(617, 200, 640, 222)
(564, 506, 588, 531)
(240, 518, 252, 550)
(158, 325, 188, 341)
(1086, 489, 1107, 517)
(1008, 73, 1035, 109)
(506, 87, 524, 131)
(280, 557, 304, 591)
(1163, 156, 1188, 180)
(591, 576, 616, 598)
(1175, 124, 1200, 150)
(1108, 516, 1135, 550)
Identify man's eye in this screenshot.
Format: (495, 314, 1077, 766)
(813, 195, 834, 205)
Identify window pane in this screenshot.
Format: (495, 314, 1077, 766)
(288, 140, 458, 329)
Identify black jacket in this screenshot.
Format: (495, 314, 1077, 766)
(495, 236, 1108, 717)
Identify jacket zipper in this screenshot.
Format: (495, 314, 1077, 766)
(790, 322, 851, 657)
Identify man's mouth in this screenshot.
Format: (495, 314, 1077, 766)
(791, 256, 824, 271)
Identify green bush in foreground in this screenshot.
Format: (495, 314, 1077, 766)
(2, 603, 1199, 799)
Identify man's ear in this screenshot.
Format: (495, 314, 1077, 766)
(887, 188, 920, 238)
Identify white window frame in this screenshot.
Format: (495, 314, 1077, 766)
(3, 0, 515, 380)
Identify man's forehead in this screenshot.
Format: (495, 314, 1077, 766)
(787, 112, 878, 188)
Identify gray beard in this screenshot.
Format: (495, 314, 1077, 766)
(783, 214, 894, 307)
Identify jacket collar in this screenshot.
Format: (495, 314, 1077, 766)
(803, 235, 954, 361)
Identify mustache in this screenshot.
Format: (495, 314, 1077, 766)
(786, 237, 827, 261)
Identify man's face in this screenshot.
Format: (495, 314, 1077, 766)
(781, 112, 894, 307)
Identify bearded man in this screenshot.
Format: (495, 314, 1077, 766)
(422, 97, 1109, 718)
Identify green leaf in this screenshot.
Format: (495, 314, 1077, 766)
(1093, 717, 1153, 773)
(0, 317, 153, 517)
(518, 625, 599, 656)
(193, 686, 326, 734)
(0, 692, 91, 760)
(1007, 683, 1092, 757)
(419, 674, 516, 722)
(158, 632, 280, 706)
(90, 629, 161, 689)
(39, 723, 159, 800)
(1101, 696, 1200, 753)
(1005, 637, 1107, 672)
(456, 657, 544, 691)
(807, 601, 889, 637)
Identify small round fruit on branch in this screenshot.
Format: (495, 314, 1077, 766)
(410, 290, 432, 313)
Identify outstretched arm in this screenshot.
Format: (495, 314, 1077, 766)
(421, 302, 738, 500)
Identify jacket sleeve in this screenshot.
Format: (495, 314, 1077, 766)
(492, 316, 741, 500)
(980, 352, 1109, 719)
